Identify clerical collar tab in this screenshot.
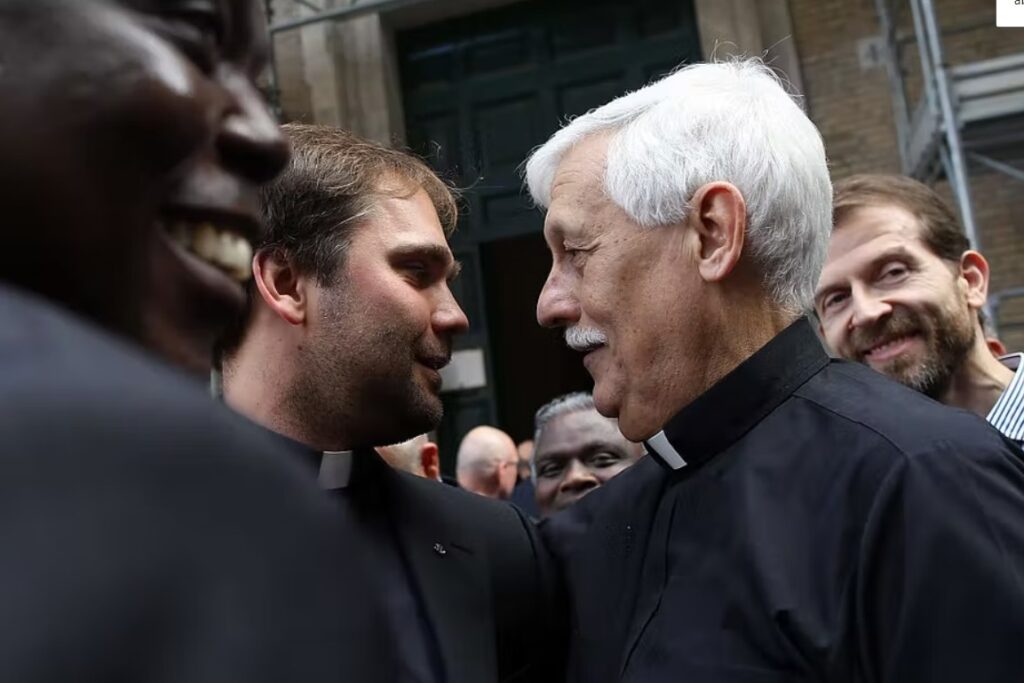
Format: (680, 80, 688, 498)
(319, 450, 354, 490)
(644, 431, 687, 471)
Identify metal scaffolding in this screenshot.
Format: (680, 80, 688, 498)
(874, 0, 1024, 333)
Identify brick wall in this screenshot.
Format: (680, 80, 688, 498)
(790, 0, 1024, 351)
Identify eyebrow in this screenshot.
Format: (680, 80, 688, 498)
(815, 245, 915, 301)
(389, 243, 462, 280)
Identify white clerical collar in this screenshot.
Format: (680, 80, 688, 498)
(643, 430, 688, 470)
(318, 450, 354, 490)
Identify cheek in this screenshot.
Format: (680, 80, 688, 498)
(822, 321, 848, 350)
(535, 479, 557, 501)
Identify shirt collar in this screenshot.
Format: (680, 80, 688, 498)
(987, 352, 1024, 444)
(643, 317, 829, 471)
(258, 428, 356, 489)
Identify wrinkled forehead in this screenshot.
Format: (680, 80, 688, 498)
(828, 204, 928, 263)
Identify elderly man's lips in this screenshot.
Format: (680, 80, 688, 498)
(582, 346, 604, 370)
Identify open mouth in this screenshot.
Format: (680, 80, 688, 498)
(160, 218, 253, 283)
(862, 333, 920, 363)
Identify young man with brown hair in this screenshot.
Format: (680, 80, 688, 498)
(221, 124, 564, 683)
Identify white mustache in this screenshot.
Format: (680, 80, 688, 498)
(565, 326, 608, 352)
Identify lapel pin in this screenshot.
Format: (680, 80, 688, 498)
(433, 542, 447, 556)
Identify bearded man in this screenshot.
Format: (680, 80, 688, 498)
(816, 173, 1021, 447)
(220, 124, 564, 683)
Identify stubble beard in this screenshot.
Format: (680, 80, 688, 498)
(297, 305, 444, 449)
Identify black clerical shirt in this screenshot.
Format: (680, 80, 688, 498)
(542, 317, 1024, 683)
(266, 436, 443, 683)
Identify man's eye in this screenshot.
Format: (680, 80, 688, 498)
(879, 264, 908, 281)
(822, 291, 848, 312)
(400, 262, 431, 284)
(589, 452, 620, 468)
(536, 462, 562, 479)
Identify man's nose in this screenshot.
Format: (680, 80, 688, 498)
(559, 459, 599, 495)
(216, 72, 290, 185)
(537, 267, 580, 328)
(433, 287, 470, 336)
(849, 287, 893, 330)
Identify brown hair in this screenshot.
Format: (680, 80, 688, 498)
(258, 123, 458, 284)
(217, 124, 458, 360)
(832, 174, 969, 262)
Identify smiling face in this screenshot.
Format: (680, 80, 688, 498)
(815, 204, 977, 397)
(535, 134, 698, 440)
(533, 408, 642, 517)
(0, 0, 287, 372)
(300, 187, 468, 449)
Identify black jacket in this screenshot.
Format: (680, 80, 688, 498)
(336, 449, 566, 683)
(0, 285, 382, 682)
(542, 317, 1024, 683)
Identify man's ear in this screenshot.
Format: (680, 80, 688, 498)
(687, 182, 746, 284)
(252, 249, 308, 326)
(420, 442, 441, 482)
(959, 250, 989, 311)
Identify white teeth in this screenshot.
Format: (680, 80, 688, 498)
(193, 223, 220, 261)
(164, 220, 254, 283)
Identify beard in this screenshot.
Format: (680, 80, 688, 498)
(848, 302, 975, 399)
(291, 289, 449, 449)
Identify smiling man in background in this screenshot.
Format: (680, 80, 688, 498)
(531, 392, 642, 518)
(0, 1, 378, 680)
(817, 174, 1022, 447)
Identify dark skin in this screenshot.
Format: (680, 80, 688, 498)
(533, 408, 643, 517)
(0, 0, 287, 373)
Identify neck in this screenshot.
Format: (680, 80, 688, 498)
(691, 287, 796, 398)
(636, 288, 796, 441)
(937, 333, 1013, 419)
(223, 326, 356, 452)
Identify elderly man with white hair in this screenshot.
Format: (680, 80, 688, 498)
(527, 59, 1024, 683)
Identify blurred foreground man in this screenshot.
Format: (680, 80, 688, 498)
(525, 59, 1024, 682)
(0, 1, 376, 680)
(221, 125, 563, 683)
(531, 392, 642, 518)
(817, 174, 1022, 447)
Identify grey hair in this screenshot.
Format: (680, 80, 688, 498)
(531, 392, 596, 480)
(524, 58, 832, 315)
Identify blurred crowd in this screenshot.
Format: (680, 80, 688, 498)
(1, 1, 1022, 682)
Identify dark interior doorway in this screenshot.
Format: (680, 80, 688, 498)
(480, 232, 592, 444)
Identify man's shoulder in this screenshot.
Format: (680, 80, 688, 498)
(0, 285, 306, 475)
(793, 359, 1012, 458)
(395, 468, 529, 530)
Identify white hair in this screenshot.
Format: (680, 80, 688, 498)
(524, 58, 832, 314)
